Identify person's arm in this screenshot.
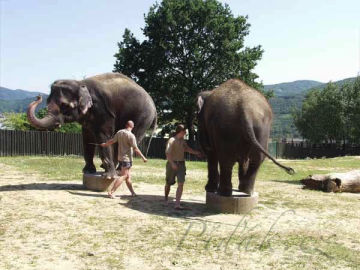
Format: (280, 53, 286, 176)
(166, 138, 178, 170)
(130, 134, 147, 162)
(184, 143, 202, 157)
(166, 152, 178, 170)
(100, 136, 116, 147)
(134, 147, 147, 163)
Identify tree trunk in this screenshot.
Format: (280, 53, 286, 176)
(301, 170, 360, 193)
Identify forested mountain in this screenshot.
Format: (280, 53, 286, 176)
(268, 77, 357, 138)
(1, 77, 357, 137)
(0, 87, 48, 113)
(0, 97, 48, 113)
(0, 87, 44, 100)
(265, 80, 323, 96)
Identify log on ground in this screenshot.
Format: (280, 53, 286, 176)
(301, 170, 360, 193)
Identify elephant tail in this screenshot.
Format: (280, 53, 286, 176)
(246, 121, 295, 175)
(145, 114, 157, 157)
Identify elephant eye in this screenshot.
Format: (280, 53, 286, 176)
(60, 103, 73, 115)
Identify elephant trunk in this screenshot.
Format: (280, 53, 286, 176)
(27, 95, 61, 130)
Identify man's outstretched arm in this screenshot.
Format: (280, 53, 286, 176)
(100, 138, 116, 147)
(184, 144, 202, 156)
(134, 147, 147, 162)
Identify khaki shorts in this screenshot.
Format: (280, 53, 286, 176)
(165, 161, 186, 186)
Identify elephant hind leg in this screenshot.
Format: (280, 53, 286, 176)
(218, 159, 235, 197)
(205, 151, 219, 193)
(238, 151, 263, 195)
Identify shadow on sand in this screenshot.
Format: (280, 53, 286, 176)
(69, 191, 218, 218)
(119, 194, 218, 218)
(0, 182, 219, 218)
(270, 179, 302, 185)
(0, 183, 84, 192)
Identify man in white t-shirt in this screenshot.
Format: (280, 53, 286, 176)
(101, 120, 147, 199)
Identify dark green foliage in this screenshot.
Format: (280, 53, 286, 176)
(113, 0, 264, 141)
(293, 77, 360, 143)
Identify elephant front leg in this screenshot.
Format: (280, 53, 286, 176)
(82, 128, 96, 173)
(97, 134, 117, 179)
(218, 160, 235, 197)
(205, 151, 219, 193)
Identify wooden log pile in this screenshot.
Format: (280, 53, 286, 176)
(301, 170, 360, 193)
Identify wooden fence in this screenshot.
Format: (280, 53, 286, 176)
(1, 129, 360, 159)
(274, 141, 360, 159)
(0, 130, 83, 156)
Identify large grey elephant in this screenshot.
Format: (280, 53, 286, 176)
(27, 73, 157, 178)
(197, 79, 294, 197)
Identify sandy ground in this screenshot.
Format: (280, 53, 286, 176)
(0, 162, 359, 270)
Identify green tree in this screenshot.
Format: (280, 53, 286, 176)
(293, 78, 360, 144)
(1, 112, 34, 131)
(293, 89, 324, 143)
(343, 77, 360, 143)
(114, 0, 265, 141)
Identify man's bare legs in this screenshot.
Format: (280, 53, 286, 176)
(174, 182, 184, 209)
(108, 167, 129, 199)
(164, 184, 171, 202)
(125, 170, 136, 197)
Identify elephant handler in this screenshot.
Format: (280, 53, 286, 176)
(165, 124, 202, 210)
(100, 120, 147, 199)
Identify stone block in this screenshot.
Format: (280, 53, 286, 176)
(83, 172, 114, 192)
(206, 191, 258, 214)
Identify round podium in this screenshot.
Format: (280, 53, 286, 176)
(206, 191, 258, 214)
(83, 172, 114, 192)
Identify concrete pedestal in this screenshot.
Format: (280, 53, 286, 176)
(206, 191, 258, 214)
(83, 172, 114, 192)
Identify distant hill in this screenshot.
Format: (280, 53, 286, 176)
(0, 87, 48, 113)
(265, 80, 323, 96)
(0, 87, 44, 100)
(1, 77, 357, 137)
(267, 76, 357, 138)
(0, 97, 48, 113)
(314, 77, 357, 91)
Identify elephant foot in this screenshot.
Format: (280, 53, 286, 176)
(83, 164, 96, 174)
(217, 187, 232, 197)
(103, 171, 117, 180)
(205, 183, 218, 193)
(238, 184, 254, 196)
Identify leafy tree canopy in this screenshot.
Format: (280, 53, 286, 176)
(293, 77, 360, 144)
(114, 0, 265, 141)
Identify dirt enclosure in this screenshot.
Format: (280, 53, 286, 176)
(0, 158, 359, 270)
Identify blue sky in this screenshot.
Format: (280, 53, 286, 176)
(1, 0, 359, 93)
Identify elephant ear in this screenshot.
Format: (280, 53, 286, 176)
(197, 96, 205, 112)
(197, 91, 212, 112)
(79, 85, 93, 115)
